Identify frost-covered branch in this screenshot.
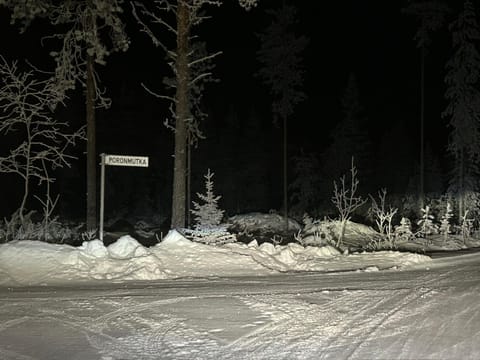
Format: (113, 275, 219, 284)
(2, 0, 130, 109)
(368, 188, 398, 246)
(331, 158, 367, 247)
(141, 82, 177, 103)
(0, 57, 85, 225)
(131, 0, 253, 142)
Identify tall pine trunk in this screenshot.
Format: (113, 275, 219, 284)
(459, 148, 465, 220)
(171, 0, 190, 229)
(283, 114, 288, 231)
(86, 52, 97, 232)
(419, 46, 425, 211)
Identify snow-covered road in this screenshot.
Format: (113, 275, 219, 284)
(1, 252, 479, 360)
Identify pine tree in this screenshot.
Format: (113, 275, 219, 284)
(289, 151, 322, 217)
(257, 2, 308, 231)
(132, 0, 258, 229)
(321, 73, 372, 193)
(443, 0, 480, 219)
(403, 0, 450, 210)
(191, 169, 224, 229)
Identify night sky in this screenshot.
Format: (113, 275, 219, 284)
(0, 1, 474, 224)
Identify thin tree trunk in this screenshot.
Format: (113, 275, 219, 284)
(283, 114, 288, 231)
(86, 52, 97, 231)
(19, 176, 29, 226)
(420, 46, 425, 210)
(459, 148, 465, 220)
(187, 132, 191, 228)
(171, 0, 189, 229)
(337, 218, 347, 248)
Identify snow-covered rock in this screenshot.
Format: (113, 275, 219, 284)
(300, 220, 383, 249)
(228, 212, 302, 233)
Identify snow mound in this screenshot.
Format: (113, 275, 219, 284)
(228, 212, 301, 233)
(79, 239, 108, 258)
(107, 235, 149, 259)
(160, 229, 197, 246)
(0, 232, 433, 287)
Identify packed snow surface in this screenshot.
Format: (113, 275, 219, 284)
(0, 230, 431, 286)
(1, 229, 480, 359)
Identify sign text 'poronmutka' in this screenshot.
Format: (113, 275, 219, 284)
(104, 155, 149, 167)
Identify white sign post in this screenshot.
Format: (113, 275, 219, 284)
(99, 153, 149, 241)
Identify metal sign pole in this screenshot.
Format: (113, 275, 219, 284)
(98, 153, 148, 242)
(99, 153, 106, 242)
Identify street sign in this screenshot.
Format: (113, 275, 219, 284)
(99, 153, 149, 241)
(104, 154, 149, 167)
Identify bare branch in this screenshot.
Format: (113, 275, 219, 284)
(141, 82, 176, 102)
(188, 50, 222, 67)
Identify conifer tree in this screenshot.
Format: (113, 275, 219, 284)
(289, 152, 322, 217)
(132, 0, 258, 229)
(321, 73, 372, 192)
(442, 0, 480, 219)
(191, 169, 224, 229)
(395, 217, 414, 242)
(257, 2, 308, 231)
(417, 205, 438, 237)
(403, 0, 450, 209)
(186, 168, 235, 245)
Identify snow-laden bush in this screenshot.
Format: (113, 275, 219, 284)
(458, 210, 474, 243)
(298, 217, 335, 247)
(440, 202, 453, 243)
(368, 188, 398, 248)
(2, 210, 78, 243)
(296, 215, 382, 251)
(331, 159, 367, 247)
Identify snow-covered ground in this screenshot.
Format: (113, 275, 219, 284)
(0, 230, 431, 286)
(0, 228, 479, 359)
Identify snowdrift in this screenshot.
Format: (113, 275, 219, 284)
(0, 230, 431, 286)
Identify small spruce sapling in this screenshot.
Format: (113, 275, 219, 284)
(439, 202, 453, 243)
(188, 169, 235, 245)
(191, 169, 224, 228)
(417, 205, 438, 240)
(394, 217, 414, 242)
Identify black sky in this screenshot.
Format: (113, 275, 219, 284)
(0, 0, 474, 221)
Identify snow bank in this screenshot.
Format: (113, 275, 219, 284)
(0, 231, 432, 287)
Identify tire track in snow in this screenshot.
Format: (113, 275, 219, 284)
(217, 270, 447, 359)
(83, 295, 223, 359)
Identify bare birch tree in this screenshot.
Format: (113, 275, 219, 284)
(0, 57, 84, 227)
(131, 0, 258, 229)
(1, 0, 130, 232)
